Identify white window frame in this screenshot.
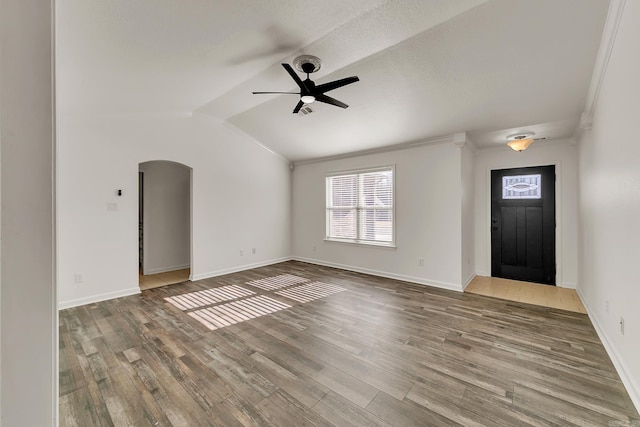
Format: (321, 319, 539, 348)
(325, 165, 396, 247)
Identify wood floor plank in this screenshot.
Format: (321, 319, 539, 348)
(59, 260, 640, 426)
(311, 365, 379, 408)
(312, 390, 392, 427)
(255, 389, 334, 427)
(513, 383, 630, 426)
(59, 324, 88, 396)
(405, 382, 488, 427)
(366, 391, 459, 427)
(59, 389, 105, 427)
(457, 385, 550, 427)
(248, 351, 330, 408)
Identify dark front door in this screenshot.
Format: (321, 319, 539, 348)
(491, 165, 555, 285)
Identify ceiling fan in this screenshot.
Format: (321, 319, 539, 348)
(252, 55, 359, 114)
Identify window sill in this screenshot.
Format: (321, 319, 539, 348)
(324, 238, 397, 250)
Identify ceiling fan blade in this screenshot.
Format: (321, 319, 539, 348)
(282, 63, 311, 92)
(282, 63, 304, 87)
(315, 76, 359, 94)
(252, 91, 299, 94)
(292, 100, 304, 114)
(315, 94, 348, 109)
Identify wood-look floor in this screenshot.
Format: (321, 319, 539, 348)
(139, 268, 190, 291)
(465, 276, 587, 314)
(60, 261, 639, 426)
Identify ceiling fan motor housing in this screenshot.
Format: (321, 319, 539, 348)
(293, 55, 321, 73)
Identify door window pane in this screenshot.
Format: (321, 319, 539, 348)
(502, 174, 541, 199)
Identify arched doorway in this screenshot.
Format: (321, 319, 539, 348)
(138, 160, 192, 290)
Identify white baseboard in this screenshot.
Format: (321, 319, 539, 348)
(463, 273, 476, 290)
(58, 287, 141, 310)
(191, 257, 293, 281)
(560, 281, 577, 289)
(292, 256, 463, 292)
(576, 288, 640, 413)
(146, 263, 190, 275)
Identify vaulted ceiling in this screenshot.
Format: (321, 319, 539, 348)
(57, 0, 610, 161)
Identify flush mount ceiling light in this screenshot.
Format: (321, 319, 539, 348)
(507, 132, 535, 152)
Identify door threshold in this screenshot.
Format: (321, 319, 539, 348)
(465, 275, 586, 314)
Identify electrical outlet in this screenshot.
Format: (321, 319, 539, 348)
(252, 248, 256, 255)
(239, 249, 244, 256)
(74, 273, 84, 284)
(620, 317, 625, 335)
(418, 258, 424, 267)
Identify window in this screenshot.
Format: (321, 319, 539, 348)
(502, 174, 542, 199)
(326, 166, 394, 246)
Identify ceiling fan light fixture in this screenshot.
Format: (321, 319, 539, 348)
(300, 95, 316, 104)
(507, 133, 535, 152)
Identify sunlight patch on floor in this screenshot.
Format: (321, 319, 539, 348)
(276, 281, 346, 303)
(188, 295, 291, 330)
(164, 285, 255, 310)
(245, 273, 309, 290)
(161, 274, 347, 331)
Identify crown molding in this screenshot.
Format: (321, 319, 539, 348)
(452, 132, 467, 148)
(583, 0, 626, 117)
(475, 136, 576, 154)
(579, 112, 594, 132)
(61, 111, 195, 121)
(465, 135, 478, 153)
(293, 133, 458, 166)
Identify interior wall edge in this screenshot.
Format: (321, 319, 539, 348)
(462, 273, 476, 290)
(576, 288, 640, 413)
(1, 0, 56, 424)
(292, 256, 464, 292)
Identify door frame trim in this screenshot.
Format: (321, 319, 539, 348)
(484, 160, 563, 287)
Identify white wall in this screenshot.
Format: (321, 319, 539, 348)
(139, 161, 191, 274)
(292, 139, 464, 291)
(474, 142, 579, 288)
(57, 115, 291, 308)
(0, 0, 57, 424)
(577, 0, 640, 409)
(461, 143, 475, 287)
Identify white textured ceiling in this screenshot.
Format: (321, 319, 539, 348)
(57, 0, 610, 161)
